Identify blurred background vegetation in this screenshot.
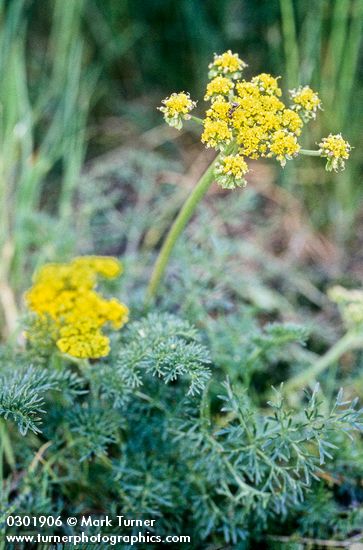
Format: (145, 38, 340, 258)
(0, 0, 362, 338)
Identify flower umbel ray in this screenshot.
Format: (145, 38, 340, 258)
(25, 256, 129, 359)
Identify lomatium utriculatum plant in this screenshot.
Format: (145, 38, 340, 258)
(148, 50, 351, 299)
(3, 53, 363, 549)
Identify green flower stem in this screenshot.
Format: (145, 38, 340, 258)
(285, 331, 363, 393)
(300, 149, 321, 157)
(146, 154, 221, 300)
(190, 115, 204, 125)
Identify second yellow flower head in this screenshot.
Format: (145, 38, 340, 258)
(25, 256, 129, 359)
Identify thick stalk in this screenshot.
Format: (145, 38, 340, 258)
(285, 331, 363, 393)
(146, 154, 220, 300)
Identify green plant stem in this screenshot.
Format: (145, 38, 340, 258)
(300, 149, 321, 157)
(285, 331, 363, 393)
(146, 154, 221, 300)
(190, 115, 204, 125)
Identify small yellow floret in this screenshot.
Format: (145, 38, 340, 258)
(220, 155, 248, 178)
(235, 81, 260, 98)
(201, 118, 232, 149)
(251, 73, 282, 96)
(215, 155, 249, 189)
(208, 50, 247, 79)
(268, 130, 300, 166)
(204, 76, 234, 101)
(162, 92, 194, 116)
(281, 109, 303, 135)
(236, 126, 266, 158)
(290, 86, 321, 120)
(159, 92, 196, 129)
(319, 134, 351, 171)
(206, 98, 231, 122)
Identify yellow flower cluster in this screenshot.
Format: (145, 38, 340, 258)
(319, 134, 351, 172)
(215, 155, 249, 189)
(159, 92, 196, 130)
(159, 50, 352, 188)
(289, 86, 321, 121)
(25, 256, 129, 359)
(328, 286, 363, 329)
(201, 59, 304, 168)
(208, 50, 247, 80)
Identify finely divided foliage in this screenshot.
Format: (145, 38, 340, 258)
(0, 366, 84, 435)
(172, 381, 363, 542)
(116, 313, 211, 395)
(98, 313, 211, 405)
(2, 310, 363, 546)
